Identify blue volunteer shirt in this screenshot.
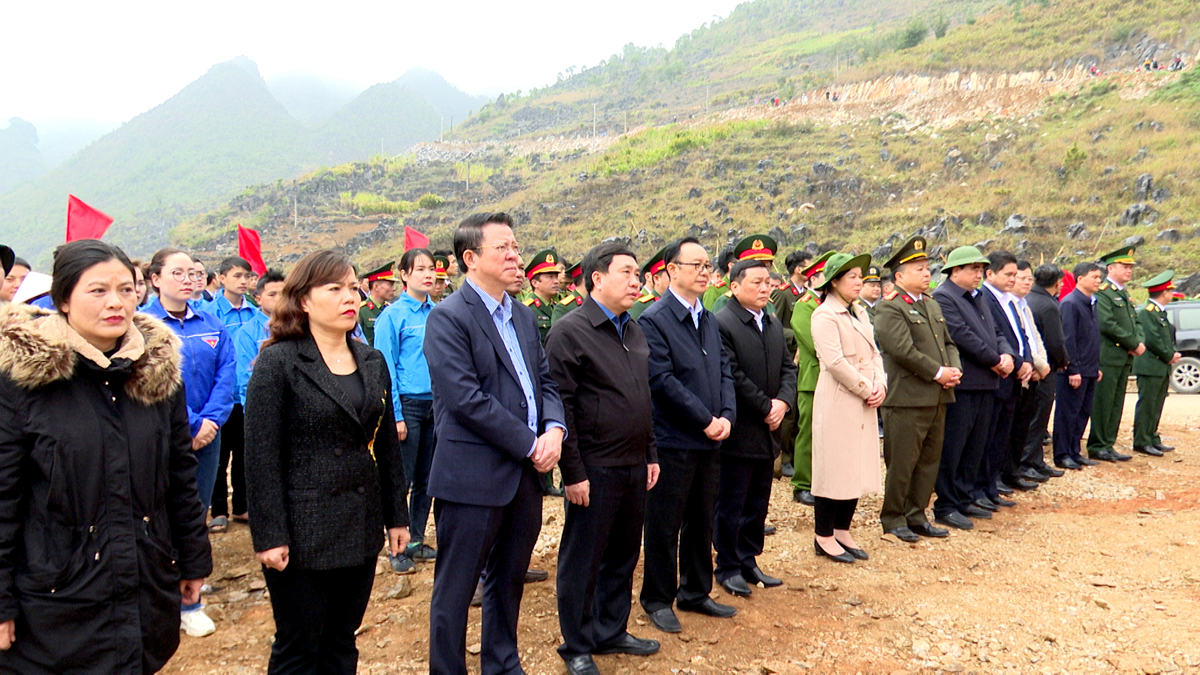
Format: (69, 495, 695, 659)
(144, 297, 236, 435)
(201, 292, 262, 336)
(233, 310, 271, 406)
(373, 291, 434, 421)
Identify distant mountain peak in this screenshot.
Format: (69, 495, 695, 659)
(211, 55, 263, 80)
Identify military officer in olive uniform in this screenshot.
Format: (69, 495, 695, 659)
(358, 261, 396, 345)
(875, 239, 964, 542)
(1087, 247, 1146, 462)
(431, 254, 451, 303)
(522, 248, 561, 343)
(1132, 270, 1181, 456)
(712, 235, 778, 313)
(552, 262, 588, 324)
(790, 250, 835, 505)
(630, 247, 669, 321)
(857, 265, 883, 322)
(771, 251, 811, 477)
(702, 246, 737, 310)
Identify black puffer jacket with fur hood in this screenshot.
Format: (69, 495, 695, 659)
(0, 304, 212, 674)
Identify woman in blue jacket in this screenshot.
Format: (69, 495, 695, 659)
(143, 247, 235, 638)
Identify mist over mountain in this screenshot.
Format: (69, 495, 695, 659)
(0, 118, 49, 195)
(266, 72, 363, 125)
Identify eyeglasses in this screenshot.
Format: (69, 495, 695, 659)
(673, 261, 714, 273)
(474, 243, 521, 256)
(168, 270, 204, 282)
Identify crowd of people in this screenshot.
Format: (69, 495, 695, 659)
(0, 215, 1183, 674)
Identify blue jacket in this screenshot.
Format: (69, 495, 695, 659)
(200, 292, 262, 336)
(233, 311, 271, 406)
(637, 290, 736, 450)
(144, 297, 236, 435)
(1060, 289, 1101, 377)
(932, 280, 1013, 392)
(374, 291, 434, 418)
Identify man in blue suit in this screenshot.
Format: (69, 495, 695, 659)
(424, 212, 567, 675)
(1054, 262, 1105, 469)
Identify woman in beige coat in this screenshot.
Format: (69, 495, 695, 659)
(810, 253, 887, 564)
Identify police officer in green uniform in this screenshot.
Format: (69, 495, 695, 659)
(522, 249, 560, 343)
(358, 261, 396, 346)
(876, 239, 965, 541)
(702, 246, 737, 310)
(630, 247, 669, 321)
(857, 265, 883, 322)
(712, 235, 778, 314)
(790, 250, 836, 505)
(1087, 246, 1145, 462)
(771, 250, 812, 477)
(1132, 270, 1181, 456)
(551, 262, 588, 324)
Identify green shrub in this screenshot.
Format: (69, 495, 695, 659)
(417, 193, 446, 209)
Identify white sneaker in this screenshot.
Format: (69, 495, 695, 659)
(180, 607, 216, 637)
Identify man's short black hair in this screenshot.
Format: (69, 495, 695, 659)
(1016, 260, 1032, 272)
(985, 250, 1018, 272)
(219, 256, 253, 275)
(206, 271, 216, 285)
(1072, 261, 1103, 279)
(453, 212, 516, 262)
(1033, 264, 1063, 288)
(256, 268, 286, 295)
(730, 259, 768, 284)
(785, 251, 812, 275)
(663, 237, 703, 266)
(581, 242, 637, 293)
(718, 246, 737, 273)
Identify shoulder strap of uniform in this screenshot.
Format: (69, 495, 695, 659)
(637, 294, 655, 304)
(522, 297, 535, 306)
(883, 289, 899, 301)
(558, 294, 575, 306)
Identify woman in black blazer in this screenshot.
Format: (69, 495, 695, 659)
(244, 250, 409, 675)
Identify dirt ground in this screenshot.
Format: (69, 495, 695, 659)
(168, 392, 1200, 675)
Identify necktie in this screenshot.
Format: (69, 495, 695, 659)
(1007, 300, 1028, 358)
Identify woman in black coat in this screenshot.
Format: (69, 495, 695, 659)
(0, 240, 212, 674)
(244, 250, 409, 675)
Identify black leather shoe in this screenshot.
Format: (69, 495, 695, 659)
(594, 633, 661, 656)
(885, 526, 921, 542)
(1055, 458, 1083, 470)
(763, 524, 777, 536)
(960, 504, 993, 519)
(677, 597, 737, 618)
(1134, 445, 1164, 457)
(995, 483, 1015, 495)
(524, 569, 549, 583)
(992, 495, 1017, 507)
(646, 608, 681, 633)
(1156, 444, 1175, 453)
(1036, 465, 1066, 478)
(565, 655, 601, 675)
(1042, 433, 1053, 446)
(793, 489, 816, 506)
(1090, 449, 1120, 462)
(935, 512, 974, 530)
(814, 539, 855, 563)
(1003, 478, 1039, 491)
(1017, 470, 1049, 483)
(835, 540, 868, 560)
(909, 522, 949, 538)
(973, 498, 1000, 512)
(744, 567, 783, 587)
(719, 574, 753, 597)
(1076, 456, 1100, 466)
(1112, 450, 1132, 461)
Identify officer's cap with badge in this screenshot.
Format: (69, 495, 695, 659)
(940, 245, 990, 273)
(862, 265, 881, 283)
(1141, 269, 1175, 296)
(1099, 246, 1137, 267)
(642, 246, 668, 278)
(882, 236, 929, 271)
(734, 234, 778, 263)
(433, 255, 450, 280)
(799, 250, 837, 280)
(525, 249, 560, 280)
(364, 262, 396, 284)
(565, 262, 583, 283)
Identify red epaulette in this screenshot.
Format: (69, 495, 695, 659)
(791, 285, 801, 297)
(533, 298, 542, 308)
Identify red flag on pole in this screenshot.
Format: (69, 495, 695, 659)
(66, 195, 114, 242)
(404, 226, 430, 251)
(237, 225, 268, 276)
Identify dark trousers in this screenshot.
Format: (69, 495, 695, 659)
(399, 397, 435, 543)
(779, 392, 799, 466)
(1022, 377, 1057, 469)
(557, 464, 647, 660)
(1053, 374, 1097, 463)
(934, 391, 994, 517)
(1002, 382, 1041, 481)
(974, 381, 1018, 502)
(211, 404, 246, 518)
(1087, 360, 1132, 455)
(713, 455, 773, 582)
(813, 497, 858, 537)
(430, 464, 542, 675)
(880, 405, 945, 530)
(639, 446, 718, 613)
(1133, 375, 1169, 446)
(262, 559, 376, 675)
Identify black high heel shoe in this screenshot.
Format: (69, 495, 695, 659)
(834, 540, 869, 560)
(814, 539, 855, 564)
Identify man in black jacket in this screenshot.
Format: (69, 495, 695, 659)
(1054, 263, 1105, 469)
(637, 237, 737, 634)
(1021, 265, 1069, 476)
(546, 243, 662, 675)
(714, 259, 797, 598)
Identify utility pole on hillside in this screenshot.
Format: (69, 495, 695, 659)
(593, 104, 597, 138)
(624, 112, 628, 135)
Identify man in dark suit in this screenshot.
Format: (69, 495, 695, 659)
(545, 243, 662, 675)
(1021, 265, 1069, 477)
(714, 258, 797, 597)
(424, 212, 567, 675)
(1054, 262, 1104, 469)
(931, 246, 1015, 530)
(637, 237, 737, 634)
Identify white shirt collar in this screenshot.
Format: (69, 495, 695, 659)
(1106, 277, 1125, 291)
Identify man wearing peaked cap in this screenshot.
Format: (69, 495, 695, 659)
(857, 265, 883, 322)
(359, 261, 396, 346)
(1132, 270, 1181, 457)
(1087, 246, 1145, 462)
(790, 249, 835, 506)
(524, 249, 561, 344)
(712, 235, 777, 313)
(875, 237, 963, 541)
(431, 255, 451, 302)
(702, 246, 738, 311)
(552, 263, 588, 325)
(630, 247, 670, 321)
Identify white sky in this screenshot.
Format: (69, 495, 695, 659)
(1, 0, 742, 125)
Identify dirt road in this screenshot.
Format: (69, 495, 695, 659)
(169, 393, 1200, 674)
